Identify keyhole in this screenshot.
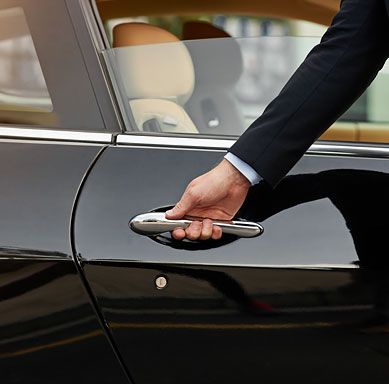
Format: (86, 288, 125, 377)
(155, 275, 168, 290)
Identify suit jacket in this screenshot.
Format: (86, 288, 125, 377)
(229, 0, 389, 187)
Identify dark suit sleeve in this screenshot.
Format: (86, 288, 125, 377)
(229, 0, 389, 187)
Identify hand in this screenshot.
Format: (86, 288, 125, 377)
(165, 159, 250, 240)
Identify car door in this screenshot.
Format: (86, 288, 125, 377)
(71, 14, 389, 383)
(0, 1, 129, 383)
(74, 135, 389, 384)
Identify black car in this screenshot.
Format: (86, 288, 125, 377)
(1, 1, 389, 383)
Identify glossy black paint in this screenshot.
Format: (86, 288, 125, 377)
(0, 257, 128, 384)
(75, 145, 389, 383)
(0, 1, 388, 383)
(84, 262, 389, 384)
(75, 146, 389, 266)
(0, 142, 130, 382)
(0, 142, 100, 254)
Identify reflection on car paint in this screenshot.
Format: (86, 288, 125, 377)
(0, 256, 128, 384)
(81, 167, 389, 384)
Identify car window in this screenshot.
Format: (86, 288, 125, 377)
(0, 1, 111, 132)
(0, 7, 52, 115)
(102, 17, 389, 144)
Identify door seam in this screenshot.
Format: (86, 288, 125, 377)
(69, 144, 135, 384)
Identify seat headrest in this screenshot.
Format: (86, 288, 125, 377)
(112, 23, 194, 105)
(113, 22, 179, 47)
(182, 21, 242, 86)
(182, 21, 231, 41)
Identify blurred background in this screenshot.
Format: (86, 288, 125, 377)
(105, 14, 388, 126)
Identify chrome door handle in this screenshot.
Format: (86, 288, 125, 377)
(129, 212, 263, 238)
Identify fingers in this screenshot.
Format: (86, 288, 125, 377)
(211, 225, 222, 240)
(184, 221, 201, 240)
(171, 227, 186, 240)
(172, 220, 223, 241)
(166, 187, 197, 220)
(199, 219, 213, 240)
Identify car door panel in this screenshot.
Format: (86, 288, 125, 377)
(75, 143, 389, 384)
(0, 258, 129, 384)
(0, 141, 128, 384)
(83, 262, 389, 384)
(75, 145, 388, 265)
(0, 142, 98, 252)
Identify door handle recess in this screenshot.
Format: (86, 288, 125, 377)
(129, 212, 263, 238)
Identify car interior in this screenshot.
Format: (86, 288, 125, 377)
(112, 22, 199, 134)
(112, 21, 246, 136)
(0, 6, 56, 126)
(93, 0, 389, 144)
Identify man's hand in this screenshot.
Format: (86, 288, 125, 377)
(165, 159, 250, 240)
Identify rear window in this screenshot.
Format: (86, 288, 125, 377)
(0, 7, 52, 113)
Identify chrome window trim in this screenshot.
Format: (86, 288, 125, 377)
(0, 127, 388, 158)
(116, 134, 236, 149)
(116, 134, 389, 158)
(0, 126, 112, 143)
(309, 143, 389, 157)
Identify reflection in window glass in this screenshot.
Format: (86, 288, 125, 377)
(0, 7, 52, 112)
(105, 34, 389, 144)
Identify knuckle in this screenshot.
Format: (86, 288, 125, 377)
(189, 222, 200, 231)
(186, 186, 201, 203)
(186, 222, 201, 240)
(187, 233, 199, 241)
(204, 219, 213, 228)
(186, 188, 197, 200)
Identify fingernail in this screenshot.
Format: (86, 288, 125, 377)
(166, 209, 173, 215)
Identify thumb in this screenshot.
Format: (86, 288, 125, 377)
(166, 190, 196, 219)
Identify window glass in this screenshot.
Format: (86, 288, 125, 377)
(103, 36, 310, 136)
(103, 16, 389, 144)
(0, 7, 52, 113)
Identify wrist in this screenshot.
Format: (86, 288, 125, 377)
(219, 159, 251, 189)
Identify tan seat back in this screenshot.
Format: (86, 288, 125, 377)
(182, 21, 245, 135)
(113, 23, 198, 133)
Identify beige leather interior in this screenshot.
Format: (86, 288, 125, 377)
(113, 22, 198, 133)
(320, 122, 357, 142)
(130, 99, 198, 134)
(319, 122, 389, 144)
(357, 123, 389, 144)
(113, 22, 178, 47)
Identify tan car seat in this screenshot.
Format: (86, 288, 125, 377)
(182, 21, 245, 135)
(182, 21, 361, 142)
(112, 23, 198, 134)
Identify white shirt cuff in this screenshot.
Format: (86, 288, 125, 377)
(224, 152, 262, 186)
